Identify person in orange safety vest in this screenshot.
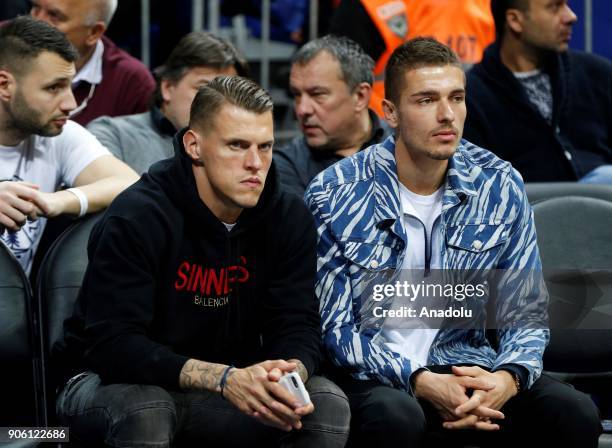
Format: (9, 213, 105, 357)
(330, 0, 495, 116)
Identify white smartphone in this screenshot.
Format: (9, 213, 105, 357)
(278, 372, 311, 407)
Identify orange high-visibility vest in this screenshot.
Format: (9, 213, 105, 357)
(360, 0, 409, 117)
(363, 0, 494, 117)
(405, 0, 495, 65)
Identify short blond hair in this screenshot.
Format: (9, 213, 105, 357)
(189, 76, 273, 132)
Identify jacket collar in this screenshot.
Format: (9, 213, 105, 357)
(481, 41, 563, 76)
(479, 42, 569, 124)
(373, 135, 477, 225)
(150, 106, 178, 137)
(368, 109, 392, 145)
(72, 39, 104, 86)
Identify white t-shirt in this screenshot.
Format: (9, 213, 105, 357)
(0, 120, 110, 273)
(381, 183, 443, 367)
(222, 222, 236, 232)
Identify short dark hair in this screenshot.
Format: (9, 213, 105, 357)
(491, 0, 529, 40)
(291, 34, 374, 90)
(153, 31, 249, 107)
(384, 37, 461, 104)
(189, 76, 273, 131)
(0, 16, 77, 77)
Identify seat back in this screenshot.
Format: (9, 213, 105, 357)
(533, 196, 612, 378)
(36, 213, 102, 425)
(0, 239, 40, 425)
(526, 182, 612, 205)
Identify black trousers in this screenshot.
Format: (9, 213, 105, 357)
(338, 374, 602, 448)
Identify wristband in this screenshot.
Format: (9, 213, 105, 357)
(66, 187, 88, 217)
(219, 365, 234, 399)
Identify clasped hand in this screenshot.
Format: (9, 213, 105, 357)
(223, 360, 314, 432)
(414, 365, 518, 431)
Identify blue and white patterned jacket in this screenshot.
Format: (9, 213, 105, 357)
(305, 136, 549, 393)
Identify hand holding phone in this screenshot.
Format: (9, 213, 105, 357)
(278, 372, 311, 407)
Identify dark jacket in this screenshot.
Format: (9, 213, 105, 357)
(465, 43, 612, 182)
(54, 130, 321, 389)
(274, 110, 393, 197)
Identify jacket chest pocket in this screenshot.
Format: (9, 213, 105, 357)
(342, 240, 401, 327)
(445, 223, 511, 269)
(343, 240, 401, 272)
(341, 240, 402, 303)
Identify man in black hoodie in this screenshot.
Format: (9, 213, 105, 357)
(55, 76, 350, 447)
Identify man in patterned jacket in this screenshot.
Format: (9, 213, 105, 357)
(305, 37, 601, 447)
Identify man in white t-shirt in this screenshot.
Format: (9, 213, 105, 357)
(0, 16, 138, 273)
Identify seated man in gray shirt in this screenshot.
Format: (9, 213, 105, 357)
(275, 35, 392, 197)
(87, 31, 248, 174)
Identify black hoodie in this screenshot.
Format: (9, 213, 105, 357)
(55, 131, 322, 389)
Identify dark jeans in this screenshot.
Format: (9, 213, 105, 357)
(57, 372, 350, 448)
(338, 374, 602, 448)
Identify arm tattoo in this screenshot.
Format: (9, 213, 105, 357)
(179, 359, 227, 392)
(289, 359, 309, 383)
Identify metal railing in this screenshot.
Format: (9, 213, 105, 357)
(585, 0, 593, 53)
(139, 0, 595, 71)
(188, 0, 315, 90)
(141, 0, 150, 67)
(139, 0, 321, 83)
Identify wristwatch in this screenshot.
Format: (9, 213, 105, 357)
(509, 370, 522, 394)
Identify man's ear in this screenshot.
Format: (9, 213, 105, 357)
(506, 8, 524, 35)
(382, 98, 398, 129)
(85, 22, 106, 47)
(160, 79, 174, 104)
(0, 70, 16, 102)
(183, 129, 205, 166)
(353, 82, 372, 112)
